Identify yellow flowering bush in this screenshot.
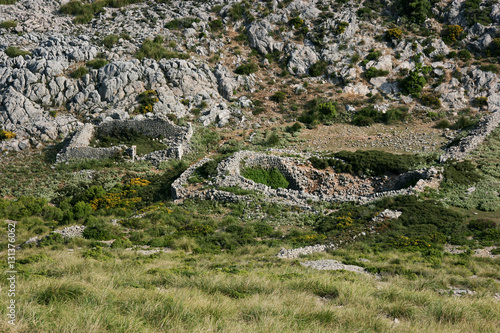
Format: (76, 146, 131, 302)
(386, 28, 403, 40)
(129, 178, 151, 187)
(442, 25, 464, 44)
(0, 129, 16, 141)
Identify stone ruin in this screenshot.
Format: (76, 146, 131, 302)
(440, 108, 500, 162)
(172, 151, 443, 207)
(56, 115, 192, 164)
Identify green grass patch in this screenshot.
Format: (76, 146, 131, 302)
(241, 167, 289, 189)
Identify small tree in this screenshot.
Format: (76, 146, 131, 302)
(400, 69, 427, 96)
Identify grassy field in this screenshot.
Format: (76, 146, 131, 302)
(0, 245, 498, 333)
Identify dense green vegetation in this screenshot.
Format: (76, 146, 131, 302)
(298, 98, 338, 127)
(242, 167, 290, 189)
(352, 106, 408, 126)
(235, 62, 258, 75)
(310, 150, 430, 176)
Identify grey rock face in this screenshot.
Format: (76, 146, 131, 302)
(286, 44, 319, 75)
(247, 20, 284, 55)
(214, 64, 240, 100)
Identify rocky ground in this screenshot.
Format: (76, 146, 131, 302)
(1, 0, 499, 155)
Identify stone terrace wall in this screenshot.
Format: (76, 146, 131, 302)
(97, 117, 189, 139)
(440, 109, 500, 162)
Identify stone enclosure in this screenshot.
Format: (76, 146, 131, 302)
(172, 151, 443, 207)
(56, 115, 192, 164)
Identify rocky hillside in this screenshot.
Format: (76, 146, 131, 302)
(0, 0, 499, 153)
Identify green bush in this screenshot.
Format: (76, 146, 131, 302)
(420, 94, 441, 109)
(489, 38, 500, 57)
(165, 17, 200, 30)
(38, 233, 64, 247)
(136, 37, 189, 61)
(472, 96, 488, 107)
(435, 119, 450, 129)
(196, 160, 218, 179)
(86, 58, 108, 69)
(452, 116, 478, 130)
(209, 19, 223, 31)
(4, 46, 30, 57)
(365, 67, 389, 79)
(83, 219, 114, 241)
(270, 91, 286, 103)
(0, 20, 17, 29)
(395, 0, 431, 24)
(443, 160, 482, 185)
(352, 106, 408, 126)
(235, 62, 258, 75)
(70, 66, 89, 79)
(441, 25, 464, 45)
(102, 34, 119, 48)
(309, 60, 328, 77)
(366, 50, 382, 61)
(479, 64, 499, 74)
(111, 237, 133, 248)
(457, 49, 472, 61)
(298, 98, 338, 126)
(0, 0, 17, 4)
(400, 69, 427, 96)
(242, 167, 290, 189)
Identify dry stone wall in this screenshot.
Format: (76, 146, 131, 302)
(440, 109, 500, 162)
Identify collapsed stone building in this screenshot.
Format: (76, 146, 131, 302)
(56, 115, 192, 164)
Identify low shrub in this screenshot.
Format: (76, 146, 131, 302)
(365, 67, 389, 79)
(270, 91, 286, 103)
(457, 49, 472, 61)
(209, 19, 223, 31)
(386, 27, 403, 40)
(136, 90, 159, 114)
(235, 62, 258, 75)
(70, 66, 89, 79)
(165, 17, 200, 30)
(136, 36, 189, 61)
(4, 46, 30, 57)
(0, 20, 17, 29)
(102, 34, 119, 48)
(479, 64, 499, 74)
(400, 69, 427, 96)
(309, 60, 328, 77)
(435, 119, 450, 129)
(452, 116, 478, 130)
(366, 50, 382, 61)
(420, 94, 441, 109)
(441, 25, 464, 45)
(299, 98, 338, 126)
(352, 106, 408, 126)
(86, 58, 108, 69)
(0, 129, 16, 141)
(311, 150, 429, 176)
